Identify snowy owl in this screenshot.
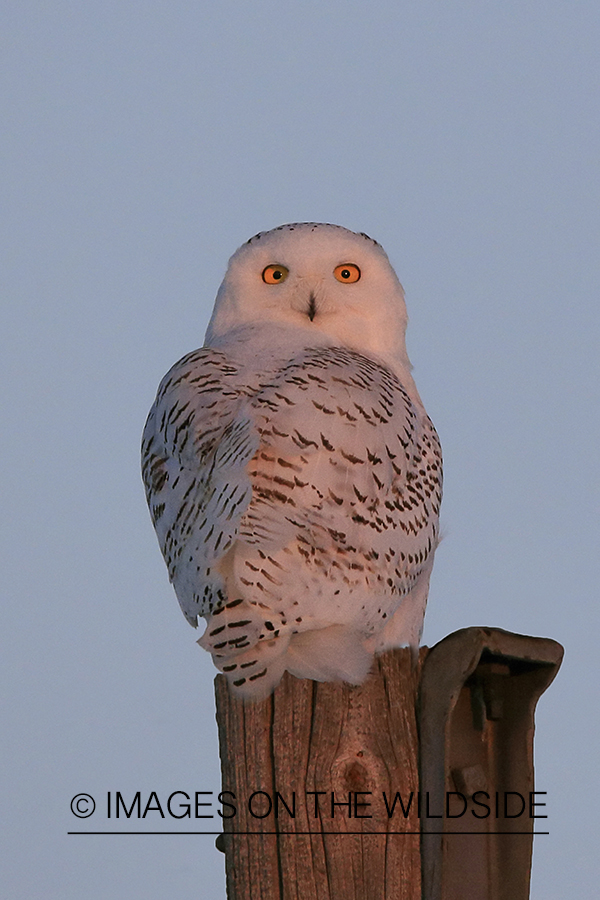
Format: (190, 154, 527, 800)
(142, 223, 442, 698)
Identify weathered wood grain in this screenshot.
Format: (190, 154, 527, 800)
(215, 647, 424, 900)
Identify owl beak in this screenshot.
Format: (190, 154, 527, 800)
(290, 280, 320, 321)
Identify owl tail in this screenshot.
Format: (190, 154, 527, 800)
(285, 625, 373, 685)
(199, 606, 373, 698)
(197, 599, 291, 699)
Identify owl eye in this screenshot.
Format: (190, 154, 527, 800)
(262, 264, 289, 284)
(334, 264, 361, 283)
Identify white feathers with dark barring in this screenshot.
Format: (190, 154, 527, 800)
(142, 223, 442, 698)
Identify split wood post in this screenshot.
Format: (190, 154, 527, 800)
(214, 628, 563, 900)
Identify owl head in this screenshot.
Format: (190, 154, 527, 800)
(204, 223, 414, 386)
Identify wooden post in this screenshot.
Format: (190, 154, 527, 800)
(215, 647, 422, 900)
(214, 628, 563, 900)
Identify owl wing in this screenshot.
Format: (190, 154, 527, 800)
(141, 348, 259, 625)
(194, 344, 442, 694)
(143, 343, 442, 696)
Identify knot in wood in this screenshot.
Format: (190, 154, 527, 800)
(343, 758, 370, 792)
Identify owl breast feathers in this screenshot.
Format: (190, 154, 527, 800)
(142, 223, 442, 697)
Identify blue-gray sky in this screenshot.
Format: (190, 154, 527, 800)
(2, 2, 598, 897)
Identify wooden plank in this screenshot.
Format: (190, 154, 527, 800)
(419, 628, 563, 900)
